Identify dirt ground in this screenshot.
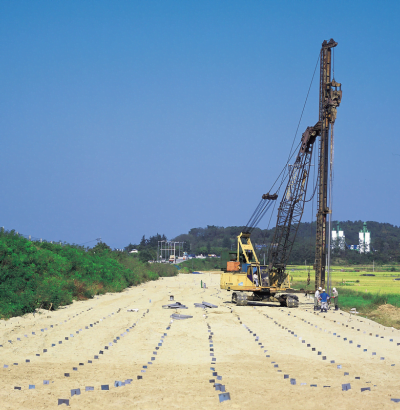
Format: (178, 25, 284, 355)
(1, 272, 400, 409)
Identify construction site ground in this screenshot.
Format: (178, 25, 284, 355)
(1, 272, 400, 409)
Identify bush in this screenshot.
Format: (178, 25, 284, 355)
(0, 230, 178, 318)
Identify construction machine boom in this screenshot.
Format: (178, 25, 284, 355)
(314, 39, 342, 290)
(220, 39, 342, 307)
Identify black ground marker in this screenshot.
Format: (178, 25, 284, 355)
(361, 387, 371, 392)
(101, 385, 109, 390)
(71, 389, 81, 396)
(219, 393, 231, 403)
(58, 399, 69, 405)
(215, 384, 225, 392)
(342, 383, 351, 391)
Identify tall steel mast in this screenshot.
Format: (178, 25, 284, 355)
(314, 39, 342, 290)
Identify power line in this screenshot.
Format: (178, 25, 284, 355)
(249, 52, 320, 235)
(78, 238, 101, 246)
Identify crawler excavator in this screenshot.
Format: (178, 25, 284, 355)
(220, 39, 342, 307)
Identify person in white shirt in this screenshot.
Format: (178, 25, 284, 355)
(314, 287, 322, 310)
(253, 272, 259, 287)
(332, 287, 339, 310)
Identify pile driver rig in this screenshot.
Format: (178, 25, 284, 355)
(220, 39, 342, 307)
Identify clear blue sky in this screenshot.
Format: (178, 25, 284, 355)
(1, 1, 399, 248)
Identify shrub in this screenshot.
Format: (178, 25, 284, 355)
(0, 230, 177, 318)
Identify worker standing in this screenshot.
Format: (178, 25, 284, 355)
(253, 271, 259, 287)
(314, 287, 322, 311)
(332, 287, 339, 310)
(319, 289, 330, 312)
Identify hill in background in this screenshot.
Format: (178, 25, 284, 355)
(172, 221, 400, 265)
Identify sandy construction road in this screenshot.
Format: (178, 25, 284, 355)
(1, 272, 400, 409)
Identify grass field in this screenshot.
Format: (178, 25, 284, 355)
(287, 264, 400, 294)
(288, 264, 400, 328)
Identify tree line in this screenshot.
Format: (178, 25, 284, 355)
(127, 221, 400, 265)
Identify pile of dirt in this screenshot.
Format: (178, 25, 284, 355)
(367, 304, 400, 329)
(376, 303, 399, 313)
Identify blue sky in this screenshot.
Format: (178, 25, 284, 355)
(1, 1, 400, 248)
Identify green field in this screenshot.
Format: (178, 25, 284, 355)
(289, 264, 400, 328)
(288, 264, 400, 294)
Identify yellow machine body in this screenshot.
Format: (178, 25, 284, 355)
(220, 232, 291, 295)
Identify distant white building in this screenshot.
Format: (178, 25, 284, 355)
(129, 249, 138, 253)
(332, 223, 345, 250)
(359, 222, 371, 253)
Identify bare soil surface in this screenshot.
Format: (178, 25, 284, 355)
(1, 273, 400, 409)
(366, 304, 400, 329)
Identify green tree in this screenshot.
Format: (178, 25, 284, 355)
(222, 237, 231, 249)
(139, 249, 154, 263)
(90, 241, 112, 255)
